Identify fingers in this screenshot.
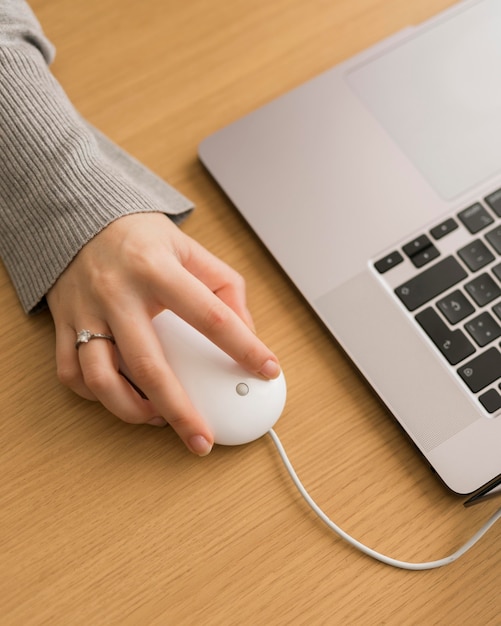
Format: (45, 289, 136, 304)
(77, 338, 164, 425)
(106, 309, 214, 455)
(180, 237, 256, 330)
(53, 316, 214, 455)
(168, 276, 281, 379)
(53, 322, 167, 427)
(157, 241, 281, 379)
(53, 323, 98, 402)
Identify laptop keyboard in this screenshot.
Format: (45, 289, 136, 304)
(374, 188, 501, 415)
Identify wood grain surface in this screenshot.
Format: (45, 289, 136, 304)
(1, 1, 500, 624)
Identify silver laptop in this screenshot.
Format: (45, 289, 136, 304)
(199, 0, 501, 497)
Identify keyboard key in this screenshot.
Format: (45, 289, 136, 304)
(416, 307, 475, 365)
(485, 189, 501, 217)
(411, 245, 440, 268)
(374, 251, 403, 274)
(457, 239, 495, 271)
(492, 262, 501, 282)
(465, 273, 501, 306)
(458, 347, 501, 393)
(485, 225, 501, 254)
(430, 218, 458, 240)
(402, 235, 440, 268)
(395, 256, 467, 311)
(458, 203, 494, 233)
(403, 235, 432, 258)
(479, 388, 501, 413)
(437, 290, 474, 324)
(493, 301, 501, 320)
(465, 312, 501, 347)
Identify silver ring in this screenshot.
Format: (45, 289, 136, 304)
(75, 329, 115, 350)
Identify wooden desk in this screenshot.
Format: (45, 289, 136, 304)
(2, 0, 500, 623)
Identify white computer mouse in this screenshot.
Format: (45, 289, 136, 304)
(149, 310, 286, 446)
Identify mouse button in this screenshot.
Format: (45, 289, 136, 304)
(235, 382, 249, 396)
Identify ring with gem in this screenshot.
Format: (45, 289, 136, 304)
(75, 329, 116, 350)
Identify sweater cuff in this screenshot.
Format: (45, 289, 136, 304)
(0, 45, 193, 314)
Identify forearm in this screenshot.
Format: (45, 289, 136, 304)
(0, 1, 193, 313)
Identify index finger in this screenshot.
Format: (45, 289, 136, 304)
(157, 264, 281, 380)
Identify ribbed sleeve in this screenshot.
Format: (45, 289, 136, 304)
(0, 1, 194, 313)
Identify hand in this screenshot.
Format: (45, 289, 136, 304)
(46, 212, 281, 456)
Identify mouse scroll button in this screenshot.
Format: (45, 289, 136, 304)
(236, 383, 249, 396)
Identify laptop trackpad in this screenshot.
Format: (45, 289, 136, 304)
(347, 0, 501, 201)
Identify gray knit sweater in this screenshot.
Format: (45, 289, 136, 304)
(0, 0, 193, 313)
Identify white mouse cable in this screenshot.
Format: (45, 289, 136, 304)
(267, 428, 501, 570)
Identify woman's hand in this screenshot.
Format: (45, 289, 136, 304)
(46, 212, 281, 456)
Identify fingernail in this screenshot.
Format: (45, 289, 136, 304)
(259, 359, 281, 379)
(147, 417, 168, 427)
(189, 435, 213, 457)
